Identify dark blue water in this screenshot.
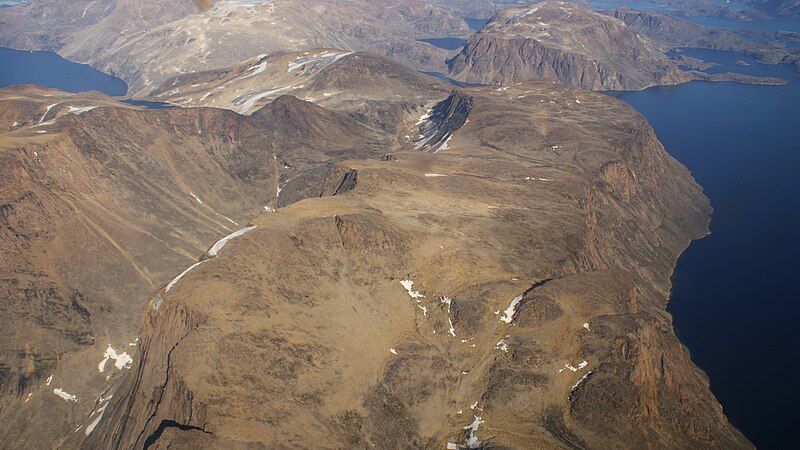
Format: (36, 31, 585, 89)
(122, 99, 174, 109)
(465, 18, 489, 30)
(0, 47, 127, 95)
(421, 71, 482, 87)
(418, 37, 468, 51)
(613, 49, 800, 449)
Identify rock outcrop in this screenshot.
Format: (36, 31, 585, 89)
(447, 2, 692, 90)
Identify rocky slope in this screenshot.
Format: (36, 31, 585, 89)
(0, 75, 423, 447)
(0, 71, 742, 448)
(0, 85, 135, 133)
(0, 0, 470, 96)
(447, 2, 693, 90)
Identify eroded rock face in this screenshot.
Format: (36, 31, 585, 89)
(447, 1, 692, 90)
(71, 81, 750, 449)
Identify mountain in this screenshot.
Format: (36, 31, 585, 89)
(76, 78, 753, 449)
(0, 55, 752, 446)
(0, 0, 471, 96)
(446, 2, 692, 90)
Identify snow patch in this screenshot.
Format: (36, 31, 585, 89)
(98, 345, 133, 372)
(435, 135, 453, 153)
(463, 415, 484, 449)
(499, 295, 523, 324)
(495, 338, 509, 353)
(68, 105, 97, 115)
(53, 388, 77, 402)
(400, 280, 424, 299)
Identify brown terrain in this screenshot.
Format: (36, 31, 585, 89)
(0, 50, 752, 448)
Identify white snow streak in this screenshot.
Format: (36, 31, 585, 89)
(84, 397, 112, 436)
(440, 296, 452, 312)
(165, 260, 206, 293)
(571, 371, 592, 392)
(207, 226, 257, 257)
(163, 226, 257, 299)
(39, 103, 58, 124)
(560, 360, 589, 373)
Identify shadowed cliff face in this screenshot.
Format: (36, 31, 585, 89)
(447, 2, 692, 90)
